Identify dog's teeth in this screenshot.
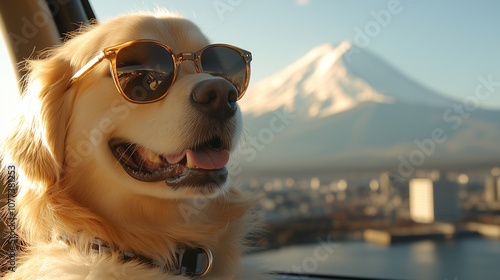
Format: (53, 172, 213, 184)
(149, 152, 162, 164)
(186, 152, 197, 168)
(138, 147, 162, 164)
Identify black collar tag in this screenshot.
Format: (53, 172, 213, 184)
(173, 247, 213, 277)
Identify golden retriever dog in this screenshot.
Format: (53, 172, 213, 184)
(1, 11, 264, 280)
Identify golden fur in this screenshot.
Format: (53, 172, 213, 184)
(1, 12, 264, 279)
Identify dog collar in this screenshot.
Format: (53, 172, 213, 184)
(57, 235, 213, 277)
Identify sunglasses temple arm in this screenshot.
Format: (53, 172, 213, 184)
(66, 51, 106, 89)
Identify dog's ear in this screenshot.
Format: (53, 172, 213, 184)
(2, 55, 74, 188)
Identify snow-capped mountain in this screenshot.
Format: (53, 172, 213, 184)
(241, 41, 453, 118)
(235, 42, 500, 175)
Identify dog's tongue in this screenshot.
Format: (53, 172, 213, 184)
(165, 149, 229, 170)
(187, 149, 229, 170)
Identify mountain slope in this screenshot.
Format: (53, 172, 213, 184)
(237, 103, 500, 174)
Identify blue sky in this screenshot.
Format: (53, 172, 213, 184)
(1, 0, 500, 117)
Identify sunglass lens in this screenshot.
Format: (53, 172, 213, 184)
(200, 46, 247, 98)
(115, 42, 175, 102)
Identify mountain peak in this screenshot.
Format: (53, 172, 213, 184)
(294, 41, 353, 73)
(307, 41, 353, 55)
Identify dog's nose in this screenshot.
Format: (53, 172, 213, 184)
(190, 79, 238, 120)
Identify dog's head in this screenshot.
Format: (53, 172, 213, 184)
(2, 12, 253, 247)
(66, 13, 249, 200)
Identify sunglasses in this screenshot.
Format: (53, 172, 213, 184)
(68, 40, 252, 103)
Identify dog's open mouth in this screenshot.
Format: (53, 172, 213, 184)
(109, 137, 229, 189)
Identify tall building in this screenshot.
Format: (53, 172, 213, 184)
(484, 175, 500, 204)
(409, 178, 460, 223)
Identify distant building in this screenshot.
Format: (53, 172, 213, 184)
(484, 175, 500, 204)
(379, 172, 410, 199)
(409, 178, 460, 223)
(379, 172, 392, 198)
